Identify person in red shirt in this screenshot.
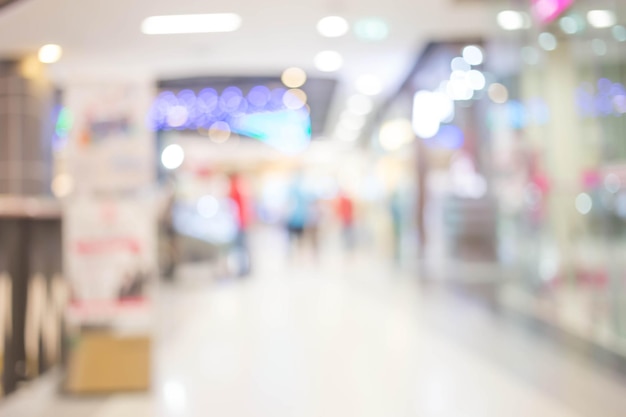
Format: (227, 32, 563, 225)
(336, 191, 355, 251)
(228, 173, 251, 277)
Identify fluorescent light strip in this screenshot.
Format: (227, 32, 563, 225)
(587, 10, 616, 29)
(142, 13, 242, 35)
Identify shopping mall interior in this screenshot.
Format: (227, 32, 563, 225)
(2, 0, 626, 415)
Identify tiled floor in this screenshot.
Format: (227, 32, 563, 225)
(2, 230, 626, 416)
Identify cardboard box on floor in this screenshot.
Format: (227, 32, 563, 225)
(64, 332, 150, 393)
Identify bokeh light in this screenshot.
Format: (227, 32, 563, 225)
(575, 193, 593, 215)
(605, 174, 621, 194)
(167, 105, 189, 128)
(587, 10, 616, 28)
(51, 174, 74, 198)
(426, 124, 465, 149)
(353, 18, 389, 41)
(219, 86, 244, 113)
(281, 67, 307, 88)
(497, 10, 527, 31)
(538, 32, 558, 51)
(451, 57, 471, 72)
(317, 16, 349, 38)
(197, 195, 220, 219)
(379, 118, 414, 151)
(247, 85, 271, 108)
(269, 87, 287, 109)
(430, 91, 455, 122)
(462, 45, 484, 66)
(55, 107, 73, 137)
(198, 88, 219, 115)
(208, 121, 231, 143)
(38, 44, 63, 64)
(283, 89, 307, 110)
(612, 25, 626, 42)
(559, 16, 581, 34)
(488, 83, 509, 104)
(314, 50, 343, 72)
(467, 70, 486, 90)
(412, 91, 442, 138)
(161, 144, 185, 170)
(447, 79, 474, 101)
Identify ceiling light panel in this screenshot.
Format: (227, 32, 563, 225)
(142, 13, 242, 35)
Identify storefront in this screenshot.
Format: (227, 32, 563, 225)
(488, 0, 626, 354)
(372, 40, 498, 263)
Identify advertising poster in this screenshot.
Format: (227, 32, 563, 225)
(63, 81, 156, 328)
(64, 197, 156, 330)
(62, 81, 156, 392)
(64, 82, 154, 194)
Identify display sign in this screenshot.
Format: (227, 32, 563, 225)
(64, 197, 156, 329)
(62, 81, 156, 393)
(65, 83, 154, 193)
(531, 0, 574, 25)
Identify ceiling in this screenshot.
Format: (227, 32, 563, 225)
(0, 0, 494, 134)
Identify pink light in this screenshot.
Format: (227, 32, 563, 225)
(531, 0, 574, 25)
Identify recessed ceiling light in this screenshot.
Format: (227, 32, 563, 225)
(141, 13, 242, 35)
(317, 16, 349, 38)
(587, 10, 616, 29)
(353, 18, 389, 41)
(38, 44, 62, 64)
(497, 10, 527, 31)
(314, 50, 343, 72)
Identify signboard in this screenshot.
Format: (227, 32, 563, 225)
(65, 83, 154, 194)
(64, 197, 156, 330)
(62, 81, 156, 392)
(531, 0, 574, 25)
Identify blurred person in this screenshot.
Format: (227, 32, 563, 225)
(390, 189, 403, 263)
(305, 196, 323, 258)
(285, 172, 314, 259)
(416, 139, 429, 258)
(336, 190, 356, 251)
(160, 176, 179, 280)
(228, 172, 251, 277)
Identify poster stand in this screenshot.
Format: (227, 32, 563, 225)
(61, 81, 156, 394)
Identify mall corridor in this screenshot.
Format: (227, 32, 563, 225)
(4, 0, 626, 415)
(1, 231, 626, 417)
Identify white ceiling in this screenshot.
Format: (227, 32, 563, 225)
(0, 0, 494, 132)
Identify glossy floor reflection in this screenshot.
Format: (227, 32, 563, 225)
(2, 230, 626, 417)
